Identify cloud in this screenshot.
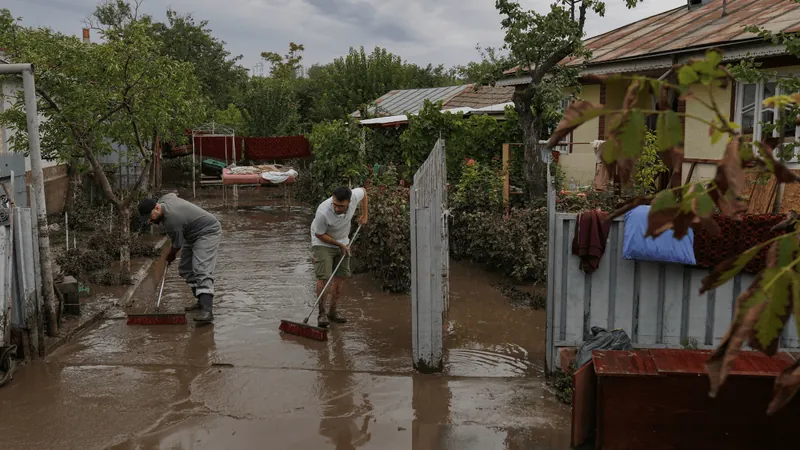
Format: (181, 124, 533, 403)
(5, 0, 688, 73)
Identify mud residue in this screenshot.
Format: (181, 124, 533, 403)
(2, 192, 570, 450)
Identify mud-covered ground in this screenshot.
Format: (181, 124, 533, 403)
(0, 191, 571, 450)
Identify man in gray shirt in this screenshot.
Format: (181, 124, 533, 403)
(139, 193, 221, 324)
(311, 186, 368, 327)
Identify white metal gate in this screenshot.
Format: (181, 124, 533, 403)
(411, 138, 449, 373)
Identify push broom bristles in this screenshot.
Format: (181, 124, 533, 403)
(127, 313, 187, 325)
(279, 319, 328, 341)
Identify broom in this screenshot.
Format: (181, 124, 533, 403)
(127, 263, 188, 325)
(279, 224, 362, 341)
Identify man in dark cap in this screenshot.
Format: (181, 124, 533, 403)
(138, 193, 221, 324)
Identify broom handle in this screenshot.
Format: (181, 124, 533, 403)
(304, 224, 362, 323)
(154, 264, 168, 311)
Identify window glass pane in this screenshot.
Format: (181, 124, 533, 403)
(741, 83, 757, 136)
(762, 82, 777, 133)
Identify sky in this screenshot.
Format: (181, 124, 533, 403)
(5, 0, 688, 73)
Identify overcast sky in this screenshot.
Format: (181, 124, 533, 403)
(6, 0, 687, 73)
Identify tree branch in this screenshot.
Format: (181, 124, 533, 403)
(531, 1, 587, 83)
(82, 142, 122, 207)
(122, 156, 152, 209)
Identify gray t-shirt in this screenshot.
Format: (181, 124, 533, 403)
(159, 193, 220, 249)
(310, 188, 365, 248)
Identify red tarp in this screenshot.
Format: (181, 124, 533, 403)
(244, 136, 311, 160)
(187, 135, 312, 161)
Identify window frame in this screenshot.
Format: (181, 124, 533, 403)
(734, 79, 800, 162)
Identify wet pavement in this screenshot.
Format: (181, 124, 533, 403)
(0, 195, 571, 450)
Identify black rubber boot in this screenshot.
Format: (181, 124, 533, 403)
(327, 304, 347, 324)
(317, 304, 330, 328)
(185, 288, 201, 311)
(194, 293, 214, 324)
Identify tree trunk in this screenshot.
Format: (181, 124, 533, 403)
(119, 206, 131, 273)
(64, 159, 81, 214)
(520, 109, 549, 201)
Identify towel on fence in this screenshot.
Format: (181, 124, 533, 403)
(572, 209, 612, 274)
(622, 205, 696, 265)
(261, 169, 298, 184)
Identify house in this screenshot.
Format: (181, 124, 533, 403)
(0, 32, 97, 214)
(498, 0, 800, 189)
(355, 85, 515, 128)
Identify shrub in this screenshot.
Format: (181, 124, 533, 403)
(351, 185, 411, 293)
(450, 207, 549, 282)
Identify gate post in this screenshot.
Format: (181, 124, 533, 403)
(411, 139, 448, 373)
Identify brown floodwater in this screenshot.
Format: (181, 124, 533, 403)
(0, 191, 570, 450)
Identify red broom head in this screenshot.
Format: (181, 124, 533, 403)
(279, 320, 328, 341)
(126, 314, 188, 325)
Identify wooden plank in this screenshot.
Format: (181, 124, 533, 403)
(589, 220, 613, 332)
(571, 361, 598, 448)
(410, 188, 419, 364)
(564, 219, 587, 343)
(553, 216, 567, 342)
(686, 270, 709, 344)
(712, 276, 736, 345)
(612, 223, 636, 335)
(637, 262, 661, 345)
(661, 263, 684, 345)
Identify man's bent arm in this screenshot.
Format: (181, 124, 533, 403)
(315, 233, 347, 249)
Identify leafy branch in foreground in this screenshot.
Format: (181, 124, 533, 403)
(546, 49, 800, 414)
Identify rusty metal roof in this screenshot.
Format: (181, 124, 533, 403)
(442, 85, 514, 110)
(577, 0, 800, 65)
(353, 85, 471, 118)
(505, 0, 800, 76)
(593, 349, 796, 377)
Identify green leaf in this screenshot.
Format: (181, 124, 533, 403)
(794, 276, 800, 339)
(651, 189, 677, 212)
(695, 190, 715, 216)
(756, 268, 792, 351)
(701, 242, 772, 294)
(619, 110, 646, 159)
(711, 127, 724, 145)
(656, 110, 683, 151)
(678, 66, 699, 86)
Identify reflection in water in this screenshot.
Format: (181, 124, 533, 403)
(412, 373, 451, 450)
(317, 334, 373, 449)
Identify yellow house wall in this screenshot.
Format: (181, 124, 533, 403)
(559, 84, 601, 185)
(684, 83, 731, 161)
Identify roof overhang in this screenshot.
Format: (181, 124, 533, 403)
(499, 40, 790, 86)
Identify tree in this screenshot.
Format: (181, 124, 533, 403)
(0, 6, 205, 270)
(493, 0, 642, 201)
(308, 46, 460, 122)
(548, 48, 800, 415)
(152, 9, 248, 110)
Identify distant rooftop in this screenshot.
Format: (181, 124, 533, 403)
(352, 85, 470, 118)
(352, 84, 514, 118)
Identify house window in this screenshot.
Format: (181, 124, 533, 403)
(735, 80, 800, 161)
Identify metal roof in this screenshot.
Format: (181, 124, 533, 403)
(442, 85, 514, 109)
(505, 0, 800, 76)
(353, 85, 471, 118)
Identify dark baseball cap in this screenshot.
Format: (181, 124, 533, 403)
(137, 198, 158, 222)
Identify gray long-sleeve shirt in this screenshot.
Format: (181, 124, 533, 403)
(158, 193, 220, 249)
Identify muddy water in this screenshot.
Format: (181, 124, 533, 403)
(0, 193, 570, 450)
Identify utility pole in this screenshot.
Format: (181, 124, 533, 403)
(0, 63, 59, 336)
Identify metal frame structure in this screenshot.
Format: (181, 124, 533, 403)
(191, 122, 238, 202)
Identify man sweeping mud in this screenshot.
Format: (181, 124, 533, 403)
(311, 186, 368, 327)
(138, 193, 221, 324)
